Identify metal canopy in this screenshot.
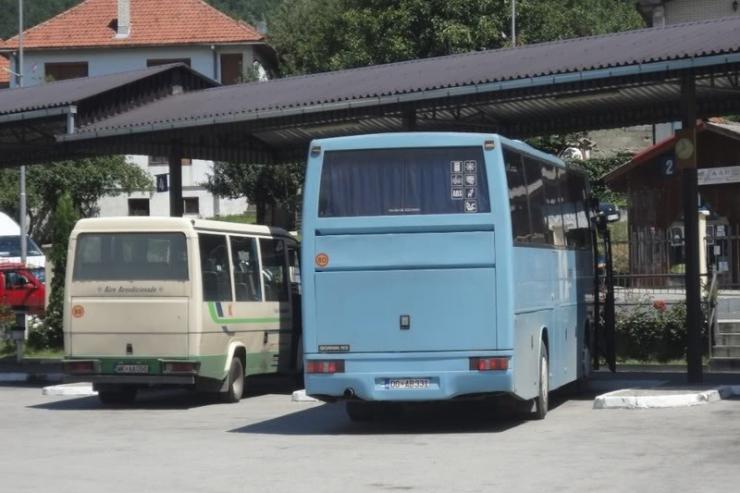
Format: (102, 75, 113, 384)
(1, 16, 739, 166)
(0, 64, 217, 167)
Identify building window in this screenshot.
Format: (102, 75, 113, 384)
(128, 199, 150, 216)
(45, 62, 88, 82)
(149, 157, 192, 166)
(146, 58, 191, 67)
(183, 197, 200, 215)
(220, 53, 243, 85)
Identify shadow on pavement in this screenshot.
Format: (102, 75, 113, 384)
(230, 394, 571, 436)
(27, 375, 300, 411)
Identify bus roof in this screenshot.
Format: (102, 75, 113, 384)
(72, 217, 294, 239)
(309, 132, 567, 169)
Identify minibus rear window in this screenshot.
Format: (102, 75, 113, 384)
(74, 233, 188, 281)
(318, 147, 490, 217)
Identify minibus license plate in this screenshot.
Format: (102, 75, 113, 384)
(385, 378, 430, 390)
(115, 364, 148, 374)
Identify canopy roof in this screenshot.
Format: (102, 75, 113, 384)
(1, 16, 739, 166)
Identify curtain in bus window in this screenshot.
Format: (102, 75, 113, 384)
(542, 165, 565, 247)
(199, 234, 232, 302)
(260, 239, 289, 302)
(230, 236, 262, 302)
(73, 233, 188, 281)
(505, 149, 530, 243)
(522, 158, 547, 245)
(318, 147, 490, 217)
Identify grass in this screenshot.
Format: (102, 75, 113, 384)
(0, 344, 63, 360)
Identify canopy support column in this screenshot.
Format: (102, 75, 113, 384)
(169, 142, 184, 217)
(680, 74, 703, 384)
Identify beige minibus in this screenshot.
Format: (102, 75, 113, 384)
(63, 217, 301, 404)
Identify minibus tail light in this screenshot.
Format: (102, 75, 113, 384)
(469, 357, 509, 371)
(64, 360, 96, 374)
(162, 361, 200, 375)
(306, 360, 345, 374)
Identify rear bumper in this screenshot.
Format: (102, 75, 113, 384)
(305, 351, 514, 401)
(65, 374, 196, 385)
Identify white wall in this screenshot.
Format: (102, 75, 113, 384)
(96, 155, 248, 219)
(12, 45, 256, 88)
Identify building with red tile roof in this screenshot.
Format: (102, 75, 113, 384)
(0, 0, 270, 217)
(0, 0, 273, 88)
(0, 56, 9, 88)
(2, 0, 264, 50)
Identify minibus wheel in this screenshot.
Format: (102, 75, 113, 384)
(222, 357, 245, 403)
(98, 387, 137, 406)
(532, 344, 549, 420)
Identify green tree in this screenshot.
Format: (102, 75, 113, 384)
(205, 162, 305, 229)
(0, 0, 79, 40)
(29, 192, 78, 350)
(0, 156, 152, 243)
(270, 0, 644, 75)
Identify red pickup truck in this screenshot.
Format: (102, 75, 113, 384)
(0, 263, 45, 316)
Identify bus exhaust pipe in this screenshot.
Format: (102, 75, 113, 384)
(344, 388, 356, 399)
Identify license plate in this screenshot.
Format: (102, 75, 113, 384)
(385, 378, 430, 390)
(115, 364, 148, 374)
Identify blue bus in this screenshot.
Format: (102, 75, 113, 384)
(301, 133, 597, 420)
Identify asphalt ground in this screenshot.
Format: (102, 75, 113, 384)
(1, 374, 739, 493)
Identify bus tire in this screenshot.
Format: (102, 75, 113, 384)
(222, 357, 245, 403)
(98, 387, 137, 406)
(346, 401, 375, 422)
(532, 343, 549, 420)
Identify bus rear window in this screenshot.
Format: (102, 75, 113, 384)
(318, 147, 490, 217)
(74, 233, 188, 281)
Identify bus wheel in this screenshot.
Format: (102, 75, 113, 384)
(222, 357, 245, 403)
(532, 344, 549, 420)
(346, 401, 375, 422)
(98, 387, 137, 406)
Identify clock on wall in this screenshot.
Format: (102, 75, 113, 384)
(675, 137, 695, 160)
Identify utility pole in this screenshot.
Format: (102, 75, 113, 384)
(511, 0, 517, 47)
(19, 0, 27, 266)
(16, 0, 27, 363)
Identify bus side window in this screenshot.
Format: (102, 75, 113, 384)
(199, 234, 232, 302)
(542, 164, 565, 247)
(230, 236, 262, 302)
(505, 149, 530, 244)
(564, 172, 591, 249)
(522, 157, 548, 245)
(260, 239, 289, 302)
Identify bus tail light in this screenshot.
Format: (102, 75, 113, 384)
(469, 357, 509, 371)
(162, 361, 200, 375)
(306, 360, 345, 374)
(64, 360, 96, 374)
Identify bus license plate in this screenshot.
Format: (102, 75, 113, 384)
(385, 378, 430, 390)
(115, 364, 148, 374)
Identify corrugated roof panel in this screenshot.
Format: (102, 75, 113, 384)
(0, 63, 217, 116)
(75, 16, 740, 135)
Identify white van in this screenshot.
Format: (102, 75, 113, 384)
(0, 212, 46, 281)
(63, 217, 302, 404)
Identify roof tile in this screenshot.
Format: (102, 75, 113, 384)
(2, 0, 263, 50)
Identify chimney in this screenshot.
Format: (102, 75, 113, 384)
(116, 0, 131, 38)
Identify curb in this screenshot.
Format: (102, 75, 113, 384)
(42, 383, 96, 397)
(292, 389, 319, 403)
(594, 385, 740, 410)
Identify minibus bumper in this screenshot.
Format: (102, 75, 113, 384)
(305, 351, 514, 402)
(62, 358, 201, 386)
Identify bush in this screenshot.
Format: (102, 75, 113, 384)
(0, 302, 14, 354)
(615, 301, 696, 362)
